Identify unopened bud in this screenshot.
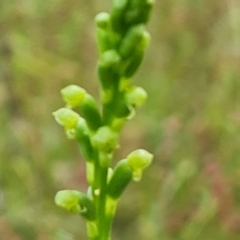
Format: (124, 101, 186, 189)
(99, 50, 120, 68)
(125, 86, 148, 107)
(61, 85, 87, 108)
(95, 12, 110, 29)
(119, 25, 145, 59)
(127, 149, 153, 170)
(55, 190, 96, 221)
(127, 149, 153, 181)
(91, 126, 118, 153)
(55, 190, 81, 214)
(52, 108, 80, 129)
(107, 159, 132, 199)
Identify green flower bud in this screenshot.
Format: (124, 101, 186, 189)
(55, 190, 96, 221)
(97, 62, 120, 90)
(111, 0, 128, 33)
(91, 126, 118, 153)
(60, 87, 102, 132)
(52, 108, 80, 129)
(55, 190, 81, 214)
(96, 29, 119, 53)
(99, 50, 121, 68)
(95, 12, 111, 29)
(107, 159, 133, 199)
(79, 94, 102, 131)
(98, 49, 120, 92)
(119, 25, 145, 60)
(123, 50, 144, 78)
(125, 86, 148, 107)
(121, 31, 150, 78)
(127, 149, 153, 181)
(127, 149, 153, 170)
(61, 85, 87, 108)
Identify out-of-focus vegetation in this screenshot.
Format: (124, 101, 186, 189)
(1, 0, 240, 239)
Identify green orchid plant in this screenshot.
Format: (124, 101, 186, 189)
(52, 0, 154, 239)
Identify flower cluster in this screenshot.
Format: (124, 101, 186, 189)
(52, 1, 154, 239)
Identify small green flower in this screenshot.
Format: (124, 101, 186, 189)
(99, 50, 121, 68)
(127, 149, 153, 170)
(52, 108, 80, 129)
(61, 85, 87, 108)
(119, 24, 145, 59)
(55, 190, 96, 221)
(91, 126, 118, 153)
(55, 190, 81, 214)
(125, 86, 148, 107)
(95, 12, 111, 29)
(126, 149, 153, 181)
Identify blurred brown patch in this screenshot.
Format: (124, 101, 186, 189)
(0, 218, 20, 240)
(204, 156, 240, 233)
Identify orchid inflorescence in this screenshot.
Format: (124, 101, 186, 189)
(53, 0, 154, 239)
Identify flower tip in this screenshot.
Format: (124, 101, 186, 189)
(127, 149, 153, 170)
(55, 190, 81, 214)
(125, 86, 148, 108)
(91, 126, 118, 152)
(61, 85, 87, 108)
(95, 12, 110, 29)
(52, 108, 80, 129)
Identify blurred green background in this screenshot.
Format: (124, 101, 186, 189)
(1, 0, 240, 239)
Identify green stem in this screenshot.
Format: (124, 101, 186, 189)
(98, 166, 109, 239)
(102, 212, 115, 240)
(90, 154, 113, 240)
